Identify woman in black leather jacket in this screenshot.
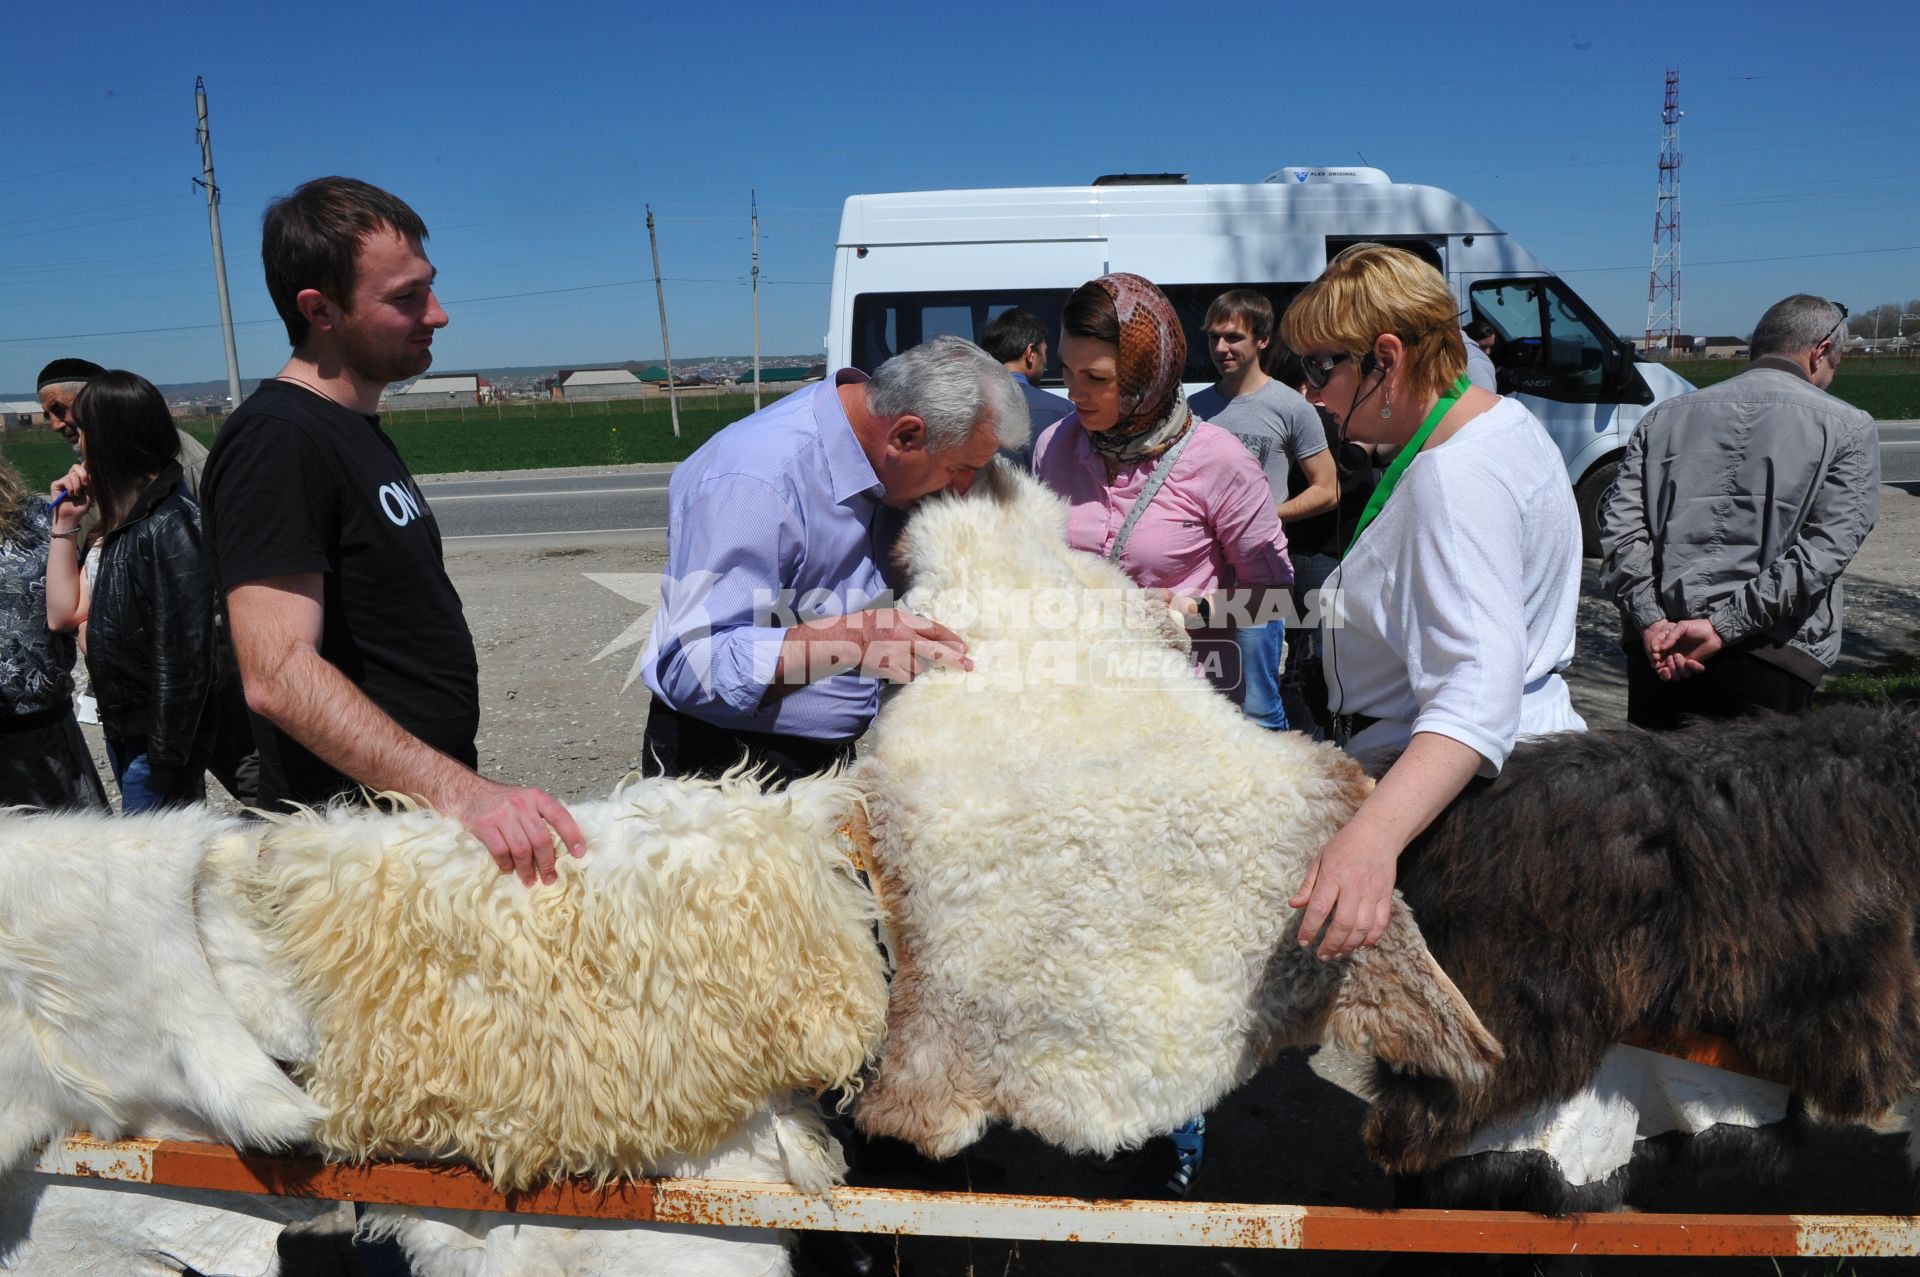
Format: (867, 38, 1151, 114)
(45, 371, 220, 811)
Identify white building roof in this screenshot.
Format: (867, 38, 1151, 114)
(391, 375, 479, 395)
(1, 400, 42, 414)
(561, 368, 642, 387)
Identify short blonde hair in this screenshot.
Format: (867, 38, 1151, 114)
(1282, 244, 1466, 406)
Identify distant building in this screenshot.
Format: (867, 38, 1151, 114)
(553, 368, 649, 402)
(1692, 336, 1748, 359)
(385, 374, 483, 410)
(1, 399, 45, 430)
(728, 365, 826, 387)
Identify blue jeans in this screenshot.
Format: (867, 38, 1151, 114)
(105, 733, 217, 813)
(1234, 620, 1289, 731)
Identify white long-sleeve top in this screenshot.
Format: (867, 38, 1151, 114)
(1322, 396, 1585, 773)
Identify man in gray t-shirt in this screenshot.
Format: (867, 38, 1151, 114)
(1189, 377, 1330, 508)
(1190, 291, 1339, 733)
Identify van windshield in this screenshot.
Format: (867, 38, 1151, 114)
(852, 284, 1304, 385)
(1469, 277, 1626, 403)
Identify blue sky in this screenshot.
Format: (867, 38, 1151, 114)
(6, 0, 1918, 393)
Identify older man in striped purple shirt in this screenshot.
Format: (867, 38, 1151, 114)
(638, 336, 1028, 783)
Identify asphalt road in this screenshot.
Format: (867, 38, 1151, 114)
(422, 467, 671, 545)
(1882, 422, 1920, 492)
(421, 425, 1920, 544)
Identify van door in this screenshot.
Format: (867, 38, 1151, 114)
(1467, 275, 1660, 554)
(1467, 277, 1650, 408)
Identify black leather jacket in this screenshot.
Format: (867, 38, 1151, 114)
(85, 464, 220, 771)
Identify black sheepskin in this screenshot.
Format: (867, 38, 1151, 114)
(1366, 704, 1920, 1178)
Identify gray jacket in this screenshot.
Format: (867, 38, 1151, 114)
(1598, 356, 1879, 679)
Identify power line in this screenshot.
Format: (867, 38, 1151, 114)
(1564, 242, 1920, 275)
(0, 276, 832, 345)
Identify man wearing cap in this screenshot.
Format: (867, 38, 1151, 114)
(37, 358, 209, 506)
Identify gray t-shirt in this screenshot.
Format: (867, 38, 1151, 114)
(1189, 379, 1328, 504)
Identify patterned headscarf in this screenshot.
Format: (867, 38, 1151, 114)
(1083, 273, 1193, 464)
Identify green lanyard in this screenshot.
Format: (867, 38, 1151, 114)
(1345, 374, 1472, 555)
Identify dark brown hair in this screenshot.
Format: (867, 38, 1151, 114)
(71, 370, 179, 530)
(1204, 288, 1276, 344)
(1060, 281, 1120, 346)
(262, 177, 430, 346)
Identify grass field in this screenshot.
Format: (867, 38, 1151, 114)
(1664, 356, 1920, 419)
(1823, 632, 1920, 705)
(0, 392, 780, 492)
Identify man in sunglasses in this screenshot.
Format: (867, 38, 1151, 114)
(36, 358, 211, 510)
(1598, 294, 1879, 727)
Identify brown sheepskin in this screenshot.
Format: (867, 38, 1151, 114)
(1366, 705, 1920, 1174)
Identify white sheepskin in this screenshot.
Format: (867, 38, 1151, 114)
(0, 807, 321, 1171)
(0, 1177, 334, 1276)
(854, 464, 1501, 1158)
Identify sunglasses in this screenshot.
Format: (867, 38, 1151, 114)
(44, 403, 81, 441)
(1299, 351, 1354, 390)
(1819, 301, 1849, 350)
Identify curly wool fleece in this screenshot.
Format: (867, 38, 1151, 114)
(246, 772, 887, 1191)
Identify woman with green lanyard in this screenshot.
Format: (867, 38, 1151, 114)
(1281, 244, 1585, 964)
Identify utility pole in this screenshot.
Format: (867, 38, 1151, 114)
(646, 205, 680, 439)
(1644, 69, 1683, 358)
(194, 76, 243, 411)
(751, 189, 763, 411)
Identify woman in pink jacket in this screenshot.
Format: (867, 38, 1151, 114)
(1031, 273, 1293, 704)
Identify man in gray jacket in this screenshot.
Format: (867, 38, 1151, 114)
(1599, 294, 1879, 728)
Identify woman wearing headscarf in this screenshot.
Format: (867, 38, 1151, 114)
(0, 455, 108, 810)
(1031, 273, 1293, 703)
(1281, 244, 1585, 962)
(1029, 274, 1291, 1197)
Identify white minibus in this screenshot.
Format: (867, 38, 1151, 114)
(825, 167, 1694, 553)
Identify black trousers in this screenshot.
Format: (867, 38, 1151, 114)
(1624, 632, 1817, 731)
(640, 700, 857, 785)
(205, 676, 260, 807)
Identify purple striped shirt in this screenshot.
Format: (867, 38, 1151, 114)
(640, 371, 888, 738)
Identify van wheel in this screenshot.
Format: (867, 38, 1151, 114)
(1575, 459, 1620, 559)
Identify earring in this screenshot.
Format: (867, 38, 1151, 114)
(1380, 389, 1392, 421)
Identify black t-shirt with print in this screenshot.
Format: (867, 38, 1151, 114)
(201, 379, 479, 809)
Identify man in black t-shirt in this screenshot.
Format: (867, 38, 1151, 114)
(202, 177, 582, 886)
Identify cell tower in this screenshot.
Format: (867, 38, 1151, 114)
(1645, 69, 1683, 356)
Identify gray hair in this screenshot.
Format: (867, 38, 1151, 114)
(1750, 295, 1846, 360)
(868, 335, 1029, 453)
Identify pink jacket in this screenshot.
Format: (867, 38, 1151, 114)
(1032, 416, 1293, 595)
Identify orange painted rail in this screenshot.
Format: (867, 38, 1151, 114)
(31, 1135, 1920, 1257)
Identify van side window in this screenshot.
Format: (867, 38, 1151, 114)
(852, 284, 1302, 384)
(1469, 278, 1624, 404)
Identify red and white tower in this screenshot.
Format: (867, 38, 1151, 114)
(1645, 69, 1683, 356)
